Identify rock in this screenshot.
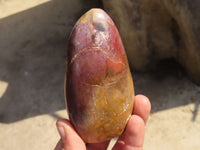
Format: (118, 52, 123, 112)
(102, 0, 200, 83)
(66, 8, 134, 143)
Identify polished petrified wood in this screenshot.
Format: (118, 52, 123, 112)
(65, 8, 134, 143)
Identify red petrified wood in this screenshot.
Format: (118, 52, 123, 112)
(65, 8, 134, 143)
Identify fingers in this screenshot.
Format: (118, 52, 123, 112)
(54, 119, 86, 150)
(133, 95, 151, 124)
(54, 119, 111, 150)
(86, 140, 110, 150)
(112, 95, 151, 150)
(54, 95, 151, 150)
(112, 115, 145, 150)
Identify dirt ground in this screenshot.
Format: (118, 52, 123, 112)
(0, 0, 200, 150)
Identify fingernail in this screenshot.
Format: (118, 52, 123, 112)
(143, 96, 149, 103)
(57, 124, 66, 141)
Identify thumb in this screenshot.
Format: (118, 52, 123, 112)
(55, 119, 86, 150)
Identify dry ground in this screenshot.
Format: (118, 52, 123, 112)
(0, 0, 200, 150)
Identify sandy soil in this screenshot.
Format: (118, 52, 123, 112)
(0, 0, 200, 150)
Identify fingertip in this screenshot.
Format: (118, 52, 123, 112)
(56, 119, 72, 131)
(126, 115, 145, 138)
(134, 95, 151, 123)
(113, 115, 145, 149)
(56, 121, 66, 141)
(56, 119, 85, 150)
(126, 115, 145, 148)
(135, 95, 151, 111)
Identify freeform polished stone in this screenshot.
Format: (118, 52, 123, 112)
(65, 8, 134, 143)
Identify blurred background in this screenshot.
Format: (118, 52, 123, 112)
(0, 0, 199, 149)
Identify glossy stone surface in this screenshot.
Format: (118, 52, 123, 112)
(65, 8, 134, 143)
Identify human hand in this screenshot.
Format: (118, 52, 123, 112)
(54, 95, 151, 150)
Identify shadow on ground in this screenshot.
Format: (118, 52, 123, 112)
(0, 0, 199, 124)
(0, 0, 102, 123)
(133, 59, 200, 121)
